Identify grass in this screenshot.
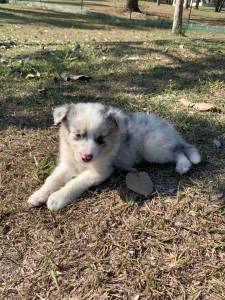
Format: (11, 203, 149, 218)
(1, 3, 225, 300)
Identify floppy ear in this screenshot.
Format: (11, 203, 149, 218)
(107, 107, 129, 133)
(53, 104, 70, 125)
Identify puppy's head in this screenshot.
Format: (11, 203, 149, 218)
(53, 103, 128, 163)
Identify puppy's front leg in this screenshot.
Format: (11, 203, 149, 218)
(47, 169, 111, 211)
(28, 165, 75, 207)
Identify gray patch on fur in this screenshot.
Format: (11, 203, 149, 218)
(173, 144, 185, 154)
(124, 132, 132, 146)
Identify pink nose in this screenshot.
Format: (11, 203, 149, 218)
(81, 154, 93, 162)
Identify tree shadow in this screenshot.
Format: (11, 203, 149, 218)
(40, 0, 110, 7)
(1, 38, 224, 130)
(0, 6, 172, 30)
(0, 6, 109, 29)
(93, 39, 225, 93)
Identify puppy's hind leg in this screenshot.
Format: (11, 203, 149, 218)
(175, 152, 192, 174)
(28, 165, 75, 207)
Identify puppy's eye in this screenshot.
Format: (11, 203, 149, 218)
(76, 133, 81, 139)
(95, 135, 105, 145)
(73, 133, 85, 140)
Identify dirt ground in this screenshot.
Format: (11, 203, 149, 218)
(0, 3, 225, 300)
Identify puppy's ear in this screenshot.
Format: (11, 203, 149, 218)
(106, 107, 128, 133)
(53, 104, 70, 125)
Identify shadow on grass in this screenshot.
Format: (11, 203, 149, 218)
(40, 0, 110, 7)
(1, 38, 225, 130)
(0, 6, 109, 29)
(0, 6, 172, 29)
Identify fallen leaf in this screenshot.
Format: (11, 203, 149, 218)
(128, 56, 140, 60)
(38, 87, 47, 94)
(194, 102, 215, 111)
(25, 73, 35, 79)
(69, 74, 92, 81)
(179, 98, 194, 107)
(57, 74, 92, 81)
(126, 171, 153, 197)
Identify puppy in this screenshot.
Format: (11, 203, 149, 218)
(28, 102, 201, 211)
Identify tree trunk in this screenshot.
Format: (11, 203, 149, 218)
(157, 0, 161, 5)
(172, 0, 184, 34)
(184, 0, 189, 8)
(195, 0, 200, 9)
(126, 0, 141, 12)
(219, 0, 225, 11)
(214, 0, 224, 11)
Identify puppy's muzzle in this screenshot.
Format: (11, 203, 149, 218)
(81, 154, 93, 162)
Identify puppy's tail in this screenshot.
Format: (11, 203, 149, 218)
(183, 143, 201, 165)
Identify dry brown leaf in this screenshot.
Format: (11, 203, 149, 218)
(25, 73, 35, 79)
(69, 74, 92, 81)
(126, 56, 141, 61)
(194, 102, 215, 111)
(56, 74, 92, 81)
(126, 171, 153, 197)
(179, 98, 194, 107)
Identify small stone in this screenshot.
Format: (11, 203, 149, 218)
(2, 223, 11, 235)
(213, 138, 222, 148)
(174, 221, 182, 227)
(209, 192, 224, 202)
(128, 249, 135, 256)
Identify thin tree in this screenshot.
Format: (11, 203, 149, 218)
(172, 0, 184, 34)
(126, 0, 141, 12)
(184, 0, 190, 8)
(195, 0, 201, 9)
(214, 0, 225, 11)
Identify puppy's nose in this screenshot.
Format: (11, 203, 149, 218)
(82, 154, 93, 162)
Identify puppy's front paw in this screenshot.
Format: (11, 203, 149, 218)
(28, 190, 48, 207)
(47, 191, 67, 211)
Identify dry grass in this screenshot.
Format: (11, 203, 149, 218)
(1, 3, 225, 300)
